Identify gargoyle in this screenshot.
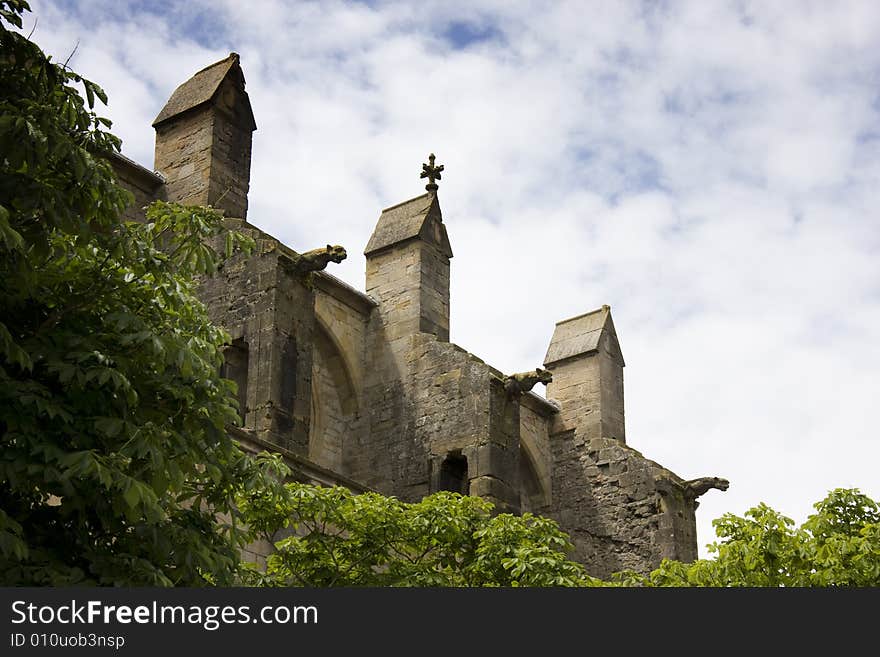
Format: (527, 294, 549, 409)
(288, 244, 347, 274)
(504, 367, 553, 397)
(683, 477, 729, 498)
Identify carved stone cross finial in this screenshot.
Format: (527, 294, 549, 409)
(420, 153, 444, 192)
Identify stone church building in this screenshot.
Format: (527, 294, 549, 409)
(109, 53, 727, 578)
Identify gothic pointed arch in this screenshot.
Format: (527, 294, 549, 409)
(309, 318, 359, 471)
(519, 437, 550, 513)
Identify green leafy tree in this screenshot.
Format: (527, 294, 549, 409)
(240, 481, 878, 588)
(0, 0, 282, 585)
(239, 479, 599, 587)
(622, 488, 880, 587)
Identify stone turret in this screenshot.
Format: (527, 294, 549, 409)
(152, 53, 256, 219)
(364, 191, 453, 343)
(544, 304, 625, 443)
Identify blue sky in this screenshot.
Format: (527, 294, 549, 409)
(25, 0, 880, 557)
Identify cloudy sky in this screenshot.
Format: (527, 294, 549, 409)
(25, 0, 879, 556)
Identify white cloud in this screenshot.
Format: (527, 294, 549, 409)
(24, 0, 880, 559)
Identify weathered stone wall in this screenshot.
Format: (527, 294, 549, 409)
(310, 274, 373, 477)
(545, 432, 698, 578)
(154, 110, 215, 210)
(270, 259, 315, 454)
(308, 342, 347, 472)
(197, 222, 700, 577)
(544, 307, 626, 444)
(309, 307, 369, 474)
(473, 372, 521, 513)
(345, 306, 408, 493)
(206, 76, 253, 219)
(345, 324, 522, 513)
(314, 276, 370, 399)
(152, 54, 255, 221)
(656, 477, 699, 564)
(598, 333, 626, 442)
(546, 343, 625, 443)
(518, 396, 554, 515)
(364, 193, 451, 344)
(414, 336, 520, 512)
(197, 224, 315, 454)
(417, 241, 450, 341)
(365, 246, 423, 343)
(540, 307, 701, 576)
(107, 152, 165, 223)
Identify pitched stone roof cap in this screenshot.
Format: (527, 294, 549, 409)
(364, 193, 453, 257)
(152, 53, 255, 129)
(544, 305, 625, 366)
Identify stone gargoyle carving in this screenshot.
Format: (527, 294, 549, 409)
(655, 475, 729, 511)
(683, 477, 730, 498)
(288, 244, 347, 274)
(504, 367, 553, 398)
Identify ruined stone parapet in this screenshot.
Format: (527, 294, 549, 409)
(548, 434, 703, 576)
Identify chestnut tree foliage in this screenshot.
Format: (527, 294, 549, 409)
(238, 475, 598, 587)
(240, 484, 879, 588)
(0, 0, 282, 585)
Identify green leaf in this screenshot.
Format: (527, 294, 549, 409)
(123, 482, 141, 509)
(94, 417, 123, 437)
(0, 204, 24, 250)
(0, 322, 32, 370)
